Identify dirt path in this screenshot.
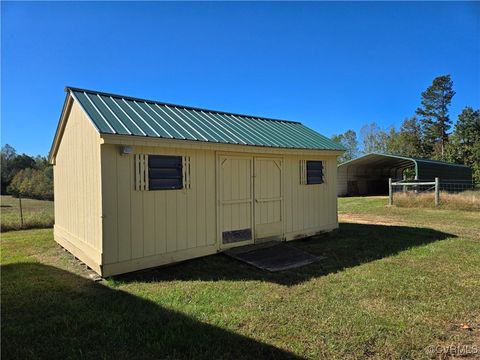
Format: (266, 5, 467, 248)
(339, 212, 479, 241)
(339, 213, 407, 226)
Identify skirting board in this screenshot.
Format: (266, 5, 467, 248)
(102, 244, 218, 277)
(54, 226, 102, 275)
(55, 223, 338, 277)
(284, 223, 338, 241)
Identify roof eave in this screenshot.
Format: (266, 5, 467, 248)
(338, 152, 418, 167)
(48, 91, 74, 164)
(99, 133, 345, 154)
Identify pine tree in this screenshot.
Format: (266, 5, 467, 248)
(445, 107, 480, 183)
(415, 75, 455, 159)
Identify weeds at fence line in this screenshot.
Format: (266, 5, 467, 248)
(393, 191, 480, 211)
(389, 178, 478, 210)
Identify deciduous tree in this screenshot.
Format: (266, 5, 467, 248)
(8, 168, 54, 200)
(386, 116, 423, 157)
(360, 122, 388, 154)
(331, 130, 359, 163)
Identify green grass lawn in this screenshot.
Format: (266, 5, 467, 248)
(1, 195, 54, 232)
(339, 196, 480, 240)
(1, 197, 479, 359)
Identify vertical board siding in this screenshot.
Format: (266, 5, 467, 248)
(54, 101, 102, 254)
(101, 144, 217, 265)
(101, 146, 118, 264)
(131, 158, 144, 259)
(196, 151, 207, 247)
(117, 154, 132, 262)
(101, 143, 338, 266)
(205, 155, 216, 245)
(283, 155, 338, 236)
(143, 192, 156, 256)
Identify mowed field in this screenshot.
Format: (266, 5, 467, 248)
(1, 197, 479, 359)
(1, 195, 54, 232)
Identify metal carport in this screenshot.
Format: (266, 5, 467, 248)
(337, 153, 472, 196)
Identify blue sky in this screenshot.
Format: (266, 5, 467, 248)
(2, 1, 479, 155)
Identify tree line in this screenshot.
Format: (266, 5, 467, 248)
(1, 144, 53, 200)
(1, 74, 478, 200)
(332, 75, 480, 183)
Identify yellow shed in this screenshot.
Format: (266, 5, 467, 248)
(49, 87, 344, 277)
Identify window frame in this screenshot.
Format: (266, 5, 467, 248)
(147, 155, 184, 191)
(300, 160, 325, 185)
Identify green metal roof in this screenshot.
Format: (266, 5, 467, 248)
(67, 87, 344, 151)
(338, 153, 472, 181)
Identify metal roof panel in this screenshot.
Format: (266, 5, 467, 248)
(67, 87, 345, 151)
(338, 153, 472, 181)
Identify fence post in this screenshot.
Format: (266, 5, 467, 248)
(388, 178, 393, 206)
(19, 195, 24, 228)
(435, 177, 440, 207)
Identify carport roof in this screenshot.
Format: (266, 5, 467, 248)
(338, 153, 472, 181)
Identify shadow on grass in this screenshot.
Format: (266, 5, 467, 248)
(115, 222, 455, 286)
(1, 262, 301, 360)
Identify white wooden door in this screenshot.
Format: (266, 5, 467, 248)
(254, 158, 283, 240)
(218, 156, 254, 248)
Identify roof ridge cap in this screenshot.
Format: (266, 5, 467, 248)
(66, 86, 302, 124)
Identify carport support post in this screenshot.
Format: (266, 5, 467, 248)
(435, 177, 440, 207)
(388, 178, 393, 206)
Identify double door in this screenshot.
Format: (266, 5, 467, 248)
(218, 155, 283, 248)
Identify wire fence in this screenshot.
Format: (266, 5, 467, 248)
(389, 178, 477, 208)
(392, 179, 475, 194)
(437, 180, 477, 193)
(1, 195, 54, 232)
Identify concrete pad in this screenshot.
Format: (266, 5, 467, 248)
(225, 241, 325, 272)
